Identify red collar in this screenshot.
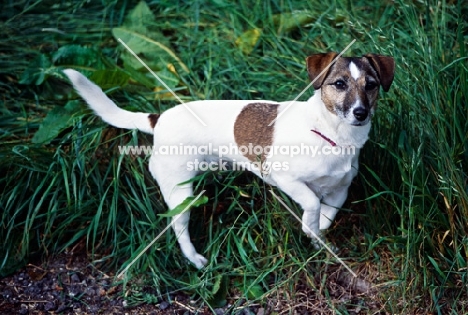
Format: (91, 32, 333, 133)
(311, 129, 337, 146)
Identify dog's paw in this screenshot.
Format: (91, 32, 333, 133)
(189, 253, 208, 269)
(311, 237, 339, 253)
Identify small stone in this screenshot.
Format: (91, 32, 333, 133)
(110, 299, 120, 306)
(89, 305, 100, 313)
(2, 289, 12, 298)
(32, 302, 42, 311)
(57, 304, 68, 312)
(69, 289, 82, 298)
(85, 287, 95, 296)
(44, 301, 56, 311)
(257, 308, 265, 315)
(159, 301, 169, 310)
(243, 308, 253, 315)
(70, 273, 81, 283)
(19, 304, 28, 315)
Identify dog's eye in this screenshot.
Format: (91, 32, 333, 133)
(365, 82, 377, 90)
(334, 80, 346, 90)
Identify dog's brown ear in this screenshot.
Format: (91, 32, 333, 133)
(306, 52, 338, 89)
(364, 54, 395, 92)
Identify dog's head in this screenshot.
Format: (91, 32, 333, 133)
(306, 52, 395, 126)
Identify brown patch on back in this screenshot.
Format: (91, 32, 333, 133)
(148, 113, 160, 129)
(234, 103, 279, 162)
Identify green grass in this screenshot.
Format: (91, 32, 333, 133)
(1, 0, 467, 313)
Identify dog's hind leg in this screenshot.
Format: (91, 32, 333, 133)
(149, 155, 208, 269)
(172, 212, 208, 269)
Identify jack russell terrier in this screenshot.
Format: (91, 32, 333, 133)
(63, 52, 394, 269)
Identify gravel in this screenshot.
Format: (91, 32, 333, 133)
(0, 246, 380, 314)
(0, 250, 209, 315)
(0, 250, 269, 315)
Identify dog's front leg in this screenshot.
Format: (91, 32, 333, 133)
(274, 179, 322, 242)
(319, 187, 349, 231)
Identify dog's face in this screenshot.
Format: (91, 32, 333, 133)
(306, 53, 395, 126)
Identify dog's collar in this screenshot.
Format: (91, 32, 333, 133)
(311, 129, 337, 147)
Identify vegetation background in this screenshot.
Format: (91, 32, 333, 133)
(1, 0, 467, 313)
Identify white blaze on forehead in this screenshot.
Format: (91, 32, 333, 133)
(349, 62, 360, 80)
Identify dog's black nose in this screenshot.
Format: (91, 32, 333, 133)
(353, 107, 368, 121)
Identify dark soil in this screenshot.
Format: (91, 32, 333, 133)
(0, 238, 382, 314)
(0, 248, 276, 315)
(0, 252, 197, 315)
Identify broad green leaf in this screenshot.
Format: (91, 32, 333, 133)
(146, 66, 180, 91)
(89, 69, 130, 89)
(19, 54, 52, 85)
(234, 279, 265, 300)
(235, 28, 261, 55)
(119, 1, 173, 57)
(20, 45, 106, 86)
(246, 283, 264, 300)
(158, 195, 209, 217)
(111, 0, 188, 90)
(272, 11, 315, 33)
(52, 44, 104, 69)
(114, 66, 180, 95)
(112, 27, 189, 74)
(207, 275, 229, 307)
(123, 1, 156, 31)
(32, 100, 86, 144)
(122, 67, 157, 89)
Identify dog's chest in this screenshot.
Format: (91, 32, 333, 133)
(280, 147, 358, 193)
(310, 149, 356, 179)
(306, 153, 358, 196)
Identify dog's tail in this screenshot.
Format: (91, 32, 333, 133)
(63, 69, 155, 134)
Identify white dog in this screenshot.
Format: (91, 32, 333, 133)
(64, 52, 394, 269)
